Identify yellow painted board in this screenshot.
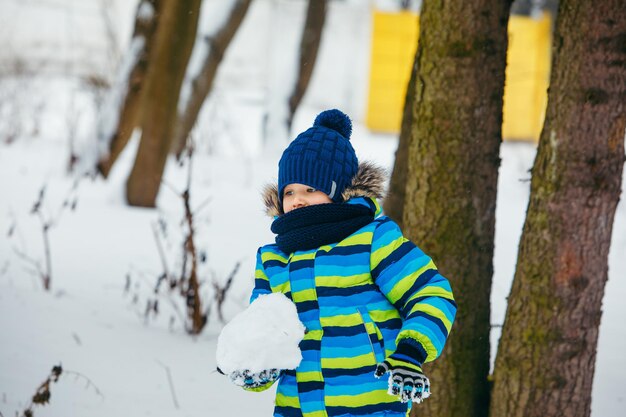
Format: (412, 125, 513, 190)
(366, 11, 552, 141)
(502, 12, 552, 141)
(366, 11, 419, 133)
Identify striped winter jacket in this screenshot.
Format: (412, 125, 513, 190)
(252, 163, 456, 417)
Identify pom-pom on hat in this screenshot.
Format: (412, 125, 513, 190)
(278, 109, 358, 203)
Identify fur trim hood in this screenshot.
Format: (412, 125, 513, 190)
(262, 161, 388, 217)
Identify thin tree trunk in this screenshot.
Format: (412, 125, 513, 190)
(490, 1, 625, 416)
(173, 0, 253, 157)
(126, 0, 202, 207)
(398, 2, 512, 417)
(97, 0, 162, 178)
(286, 0, 327, 131)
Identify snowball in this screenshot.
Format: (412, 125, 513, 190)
(216, 293, 306, 374)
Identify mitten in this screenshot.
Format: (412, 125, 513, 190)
(374, 340, 431, 403)
(226, 368, 281, 389)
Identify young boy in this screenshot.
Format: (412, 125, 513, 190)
(233, 109, 456, 417)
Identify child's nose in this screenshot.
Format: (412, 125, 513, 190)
(293, 195, 305, 208)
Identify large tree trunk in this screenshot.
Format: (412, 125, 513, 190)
(97, 0, 162, 178)
(126, 0, 202, 207)
(286, 0, 327, 131)
(398, 2, 513, 417)
(490, 1, 625, 416)
(173, 0, 253, 157)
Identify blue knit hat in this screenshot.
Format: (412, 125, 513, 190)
(278, 109, 358, 203)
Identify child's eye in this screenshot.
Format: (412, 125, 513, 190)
(284, 190, 293, 197)
(307, 188, 317, 193)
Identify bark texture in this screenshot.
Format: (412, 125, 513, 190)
(490, 1, 626, 416)
(97, 0, 162, 178)
(173, 0, 253, 156)
(126, 0, 202, 207)
(286, 0, 327, 130)
(399, 2, 513, 417)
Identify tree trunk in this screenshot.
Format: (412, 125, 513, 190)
(286, 0, 327, 130)
(97, 0, 162, 178)
(126, 0, 202, 207)
(172, 0, 253, 157)
(398, 2, 513, 417)
(490, 1, 625, 416)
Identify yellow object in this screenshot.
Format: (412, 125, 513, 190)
(502, 13, 552, 141)
(366, 11, 419, 133)
(366, 11, 552, 141)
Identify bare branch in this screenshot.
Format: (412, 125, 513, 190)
(51, 178, 81, 225)
(13, 247, 45, 281)
(127, 267, 186, 329)
(34, 210, 52, 291)
(22, 364, 63, 416)
(0, 260, 9, 277)
(160, 178, 182, 198)
(175, 137, 206, 334)
(212, 261, 241, 323)
(193, 196, 212, 216)
(155, 360, 180, 409)
(287, 0, 327, 130)
(64, 369, 104, 399)
(134, 134, 209, 334)
(151, 221, 170, 278)
(173, 0, 253, 156)
(16, 181, 80, 291)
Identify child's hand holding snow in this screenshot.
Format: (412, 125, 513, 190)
(228, 368, 281, 389)
(216, 292, 305, 389)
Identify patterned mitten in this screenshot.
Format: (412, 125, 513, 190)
(374, 340, 431, 403)
(228, 368, 281, 389)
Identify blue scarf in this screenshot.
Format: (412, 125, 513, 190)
(271, 203, 375, 254)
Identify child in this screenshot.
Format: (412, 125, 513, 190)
(231, 109, 456, 417)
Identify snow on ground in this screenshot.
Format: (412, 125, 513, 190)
(0, 1, 625, 416)
(1, 102, 624, 416)
(0, 102, 280, 416)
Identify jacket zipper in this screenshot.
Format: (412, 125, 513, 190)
(357, 308, 378, 364)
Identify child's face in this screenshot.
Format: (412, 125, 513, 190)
(283, 183, 332, 213)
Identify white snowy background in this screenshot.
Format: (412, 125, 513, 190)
(0, 1, 624, 416)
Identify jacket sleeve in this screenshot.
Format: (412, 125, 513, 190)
(250, 247, 273, 304)
(370, 217, 456, 364)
